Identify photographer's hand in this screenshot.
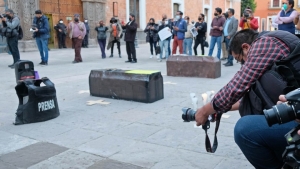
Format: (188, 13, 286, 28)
(195, 103, 215, 126)
(34, 28, 39, 32)
(1, 17, 6, 22)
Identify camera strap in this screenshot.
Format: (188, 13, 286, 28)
(202, 113, 222, 153)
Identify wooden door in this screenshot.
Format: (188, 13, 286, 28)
(40, 0, 83, 48)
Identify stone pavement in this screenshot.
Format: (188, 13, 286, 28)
(0, 42, 254, 169)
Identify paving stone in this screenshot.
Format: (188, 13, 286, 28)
(82, 118, 132, 133)
(77, 135, 136, 157)
(88, 159, 144, 169)
(150, 149, 224, 169)
(28, 149, 103, 169)
(0, 142, 68, 168)
(110, 141, 176, 168)
(111, 123, 163, 140)
(0, 131, 38, 155)
(111, 109, 155, 122)
(46, 128, 104, 148)
(0, 161, 20, 169)
(214, 158, 253, 169)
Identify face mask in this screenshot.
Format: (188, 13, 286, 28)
(164, 21, 168, 25)
(59, 21, 63, 23)
(214, 13, 218, 16)
(84, 20, 88, 22)
(184, 20, 188, 23)
(283, 4, 288, 11)
(74, 18, 79, 22)
(198, 18, 202, 21)
(129, 18, 132, 21)
(100, 23, 103, 26)
(175, 15, 180, 20)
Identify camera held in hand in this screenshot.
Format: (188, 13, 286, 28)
(263, 88, 300, 169)
(243, 12, 250, 22)
(182, 107, 217, 123)
(0, 14, 7, 18)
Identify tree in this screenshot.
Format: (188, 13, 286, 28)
(241, 0, 257, 16)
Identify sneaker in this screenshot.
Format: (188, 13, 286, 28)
(125, 60, 132, 63)
(8, 64, 14, 67)
(150, 55, 153, 58)
(39, 61, 44, 65)
(224, 62, 233, 67)
(157, 59, 162, 62)
(131, 61, 137, 63)
(119, 54, 122, 58)
(109, 54, 113, 58)
(156, 55, 159, 59)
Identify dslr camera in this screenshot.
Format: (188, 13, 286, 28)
(264, 88, 300, 169)
(0, 14, 7, 18)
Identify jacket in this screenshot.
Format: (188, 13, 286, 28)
(172, 18, 187, 40)
(54, 23, 67, 35)
(68, 21, 86, 39)
(210, 16, 226, 37)
(144, 23, 159, 42)
(223, 16, 238, 37)
(123, 19, 137, 42)
(95, 26, 108, 39)
(107, 21, 123, 50)
(239, 17, 258, 31)
(275, 9, 298, 34)
(32, 15, 50, 39)
(194, 21, 207, 39)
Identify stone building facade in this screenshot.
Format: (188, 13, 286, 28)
(0, 0, 240, 52)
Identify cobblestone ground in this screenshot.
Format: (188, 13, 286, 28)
(0, 42, 253, 169)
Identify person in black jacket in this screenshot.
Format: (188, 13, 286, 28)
(144, 18, 159, 59)
(54, 19, 67, 49)
(193, 13, 207, 56)
(122, 13, 138, 63)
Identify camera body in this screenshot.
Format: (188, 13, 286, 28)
(0, 14, 7, 18)
(182, 107, 217, 123)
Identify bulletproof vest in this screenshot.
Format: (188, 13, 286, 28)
(239, 30, 300, 116)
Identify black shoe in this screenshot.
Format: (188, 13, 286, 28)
(224, 62, 233, 67)
(63, 46, 67, 48)
(72, 61, 80, 64)
(223, 62, 229, 65)
(8, 64, 14, 67)
(125, 60, 132, 63)
(109, 54, 113, 58)
(220, 58, 227, 61)
(131, 61, 137, 63)
(9, 64, 15, 69)
(39, 61, 44, 65)
(119, 54, 122, 58)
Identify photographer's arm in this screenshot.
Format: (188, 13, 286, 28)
(6, 17, 19, 29)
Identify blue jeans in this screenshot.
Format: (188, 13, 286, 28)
(183, 38, 193, 55)
(159, 39, 169, 59)
(224, 37, 233, 64)
(234, 115, 298, 169)
(36, 37, 49, 62)
(208, 36, 222, 59)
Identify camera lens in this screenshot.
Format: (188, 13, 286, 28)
(182, 107, 196, 122)
(264, 103, 296, 126)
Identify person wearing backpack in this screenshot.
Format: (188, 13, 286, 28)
(194, 29, 300, 169)
(107, 17, 122, 58)
(95, 20, 108, 59)
(1, 9, 20, 69)
(32, 10, 50, 65)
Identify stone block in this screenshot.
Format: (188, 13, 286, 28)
(89, 69, 164, 103)
(167, 56, 221, 78)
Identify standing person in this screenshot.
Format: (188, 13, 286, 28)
(158, 18, 171, 62)
(68, 14, 86, 63)
(223, 8, 238, 67)
(275, 0, 298, 34)
(82, 18, 90, 48)
(122, 13, 138, 63)
(220, 12, 228, 60)
(172, 11, 187, 55)
(183, 16, 193, 55)
(239, 8, 259, 31)
(1, 9, 20, 68)
(107, 17, 122, 58)
(54, 19, 67, 49)
(208, 7, 226, 60)
(32, 10, 50, 65)
(144, 18, 159, 58)
(162, 14, 172, 57)
(95, 20, 108, 59)
(193, 13, 207, 56)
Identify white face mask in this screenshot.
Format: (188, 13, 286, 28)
(59, 21, 63, 23)
(84, 20, 88, 22)
(164, 20, 168, 25)
(175, 15, 180, 20)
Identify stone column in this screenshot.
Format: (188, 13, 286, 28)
(81, 0, 107, 47)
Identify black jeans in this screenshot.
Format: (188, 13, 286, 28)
(149, 37, 157, 55)
(193, 37, 205, 55)
(82, 32, 89, 47)
(111, 38, 121, 54)
(7, 36, 20, 64)
(58, 32, 66, 48)
(126, 41, 136, 61)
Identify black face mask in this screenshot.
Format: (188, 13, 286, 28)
(74, 18, 79, 22)
(129, 18, 132, 21)
(214, 13, 218, 16)
(198, 18, 202, 21)
(6, 15, 11, 19)
(150, 23, 154, 25)
(110, 20, 113, 23)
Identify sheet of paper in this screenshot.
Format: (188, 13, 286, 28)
(158, 27, 172, 41)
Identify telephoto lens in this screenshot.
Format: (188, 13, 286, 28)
(182, 107, 196, 122)
(264, 102, 298, 127)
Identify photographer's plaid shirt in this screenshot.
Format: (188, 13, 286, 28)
(212, 36, 290, 113)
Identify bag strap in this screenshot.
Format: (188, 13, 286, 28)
(202, 113, 222, 153)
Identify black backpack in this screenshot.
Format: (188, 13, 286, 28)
(239, 31, 300, 116)
(18, 25, 23, 40)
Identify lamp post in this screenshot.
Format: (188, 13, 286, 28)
(134, 0, 138, 48)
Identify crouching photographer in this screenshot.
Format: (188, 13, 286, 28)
(193, 29, 300, 169)
(1, 9, 20, 68)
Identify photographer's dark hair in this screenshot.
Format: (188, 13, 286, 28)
(228, 29, 258, 55)
(215, 7, 222, 14)
(130, 13, 135, 18)
(288, 0, 294, 8)
(177, 11, 183, 15)
(149, 18, 155, 23)
(228, 8, 235, 15)
(200, 13, 205, 20)
(223, 12, 228, 19)
(5, 9, 14, 14)
(35, 10, 42, 14)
